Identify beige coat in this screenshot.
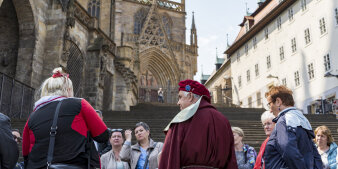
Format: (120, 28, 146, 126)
(120, 139, 163, 169)
(101, 150, 130, 169)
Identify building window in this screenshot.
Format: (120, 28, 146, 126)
(267, 55, 271, 69)
(237, 51, 240, 62)
(247, 70, 250, 82)
(245, 44, 248, 55)
(134, 8, 149, 34)
(248, 97, 252, 108)
(291, 38, 297, 53)
(245, 23, 249, 32)
(294, 71, 300, 86)
(335, 8, 338, 25)
(162, 14, 172, 39)
(324, 54, 331, 71)
(288, 8, 294, 21)
(88, 0, 101, 18)
(277, 16, 282, 30)
(308, 63, 315, 80)
(253, 37, 257, 49)
(282, 78, 287, 86)
(255, 64, 259, 77)
(238, 76, 242, 88)
(256, 92, 262, 106)
(264, 27, 269, 39)
(279, 46, 284, 61)
(304, 28, 311, 44)
(301, 0, 307, 11)
(319, 18, 327, 35)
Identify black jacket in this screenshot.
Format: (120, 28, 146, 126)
(0, 113, 19, 169)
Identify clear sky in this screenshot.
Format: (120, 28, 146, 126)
(184, 0, 259, 81)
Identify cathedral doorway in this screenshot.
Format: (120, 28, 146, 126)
(139, 70, 159, 102)
(138, 48, 180, 103)
(0, 0, 19, 78)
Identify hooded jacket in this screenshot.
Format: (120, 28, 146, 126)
(0, 113, 19, 169)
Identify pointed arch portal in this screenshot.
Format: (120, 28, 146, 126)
(138, 47, 180, 102)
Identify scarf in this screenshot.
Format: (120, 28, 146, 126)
(253, 137, 269, 169)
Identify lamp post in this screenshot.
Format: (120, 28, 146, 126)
(324, 72, 338, 78)
(267, 74, 279, 84)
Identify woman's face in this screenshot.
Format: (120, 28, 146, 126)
(110, 132, 124, 147)
(233, 132, 243, 145)
(135, 126, 149, 141)
(262, 119, 275, 136)
(315, 129, 328, 146)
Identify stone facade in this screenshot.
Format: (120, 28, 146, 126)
(0, 0, 197, 112)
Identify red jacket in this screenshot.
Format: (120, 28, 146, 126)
(22, 97, 108, 169)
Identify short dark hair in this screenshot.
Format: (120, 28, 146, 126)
(109, 128, 124, 139)
(265, 85, 295, 106)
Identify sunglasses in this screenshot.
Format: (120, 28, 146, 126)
(111, 128, 123, 132)
(13, 135, 22, 142)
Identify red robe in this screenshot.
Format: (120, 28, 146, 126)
(159, 98, 238, 169)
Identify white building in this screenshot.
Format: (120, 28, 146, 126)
(225, 0, 338, 114)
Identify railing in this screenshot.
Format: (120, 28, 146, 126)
(126, 0, 184, 12)
(123, 33, 197, 54)
(0, 73, 35, 119)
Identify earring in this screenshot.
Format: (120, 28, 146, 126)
(278, 106, 281, 111)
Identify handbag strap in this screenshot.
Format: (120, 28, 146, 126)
(47, 100, 63, 167)
(143, 142, 157, 169)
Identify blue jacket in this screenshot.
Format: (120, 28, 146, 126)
(263, 108, 323, 169)
(327, 142, 337, 169)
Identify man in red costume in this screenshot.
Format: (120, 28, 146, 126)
(159, 79, 237, 169)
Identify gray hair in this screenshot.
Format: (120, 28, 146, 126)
(135, 122, 150, 131)
(183, 91, 201, 99)
(261, 111, 275, 124)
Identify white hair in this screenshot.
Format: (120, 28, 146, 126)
(261, 111, 275, 124)
(40, 67, 74, 98)
(183, 91, 201, 99)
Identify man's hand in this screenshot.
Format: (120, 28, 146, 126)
(125, 129, 132, 142)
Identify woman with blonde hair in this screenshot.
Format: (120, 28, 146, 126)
(314, 125, 337, 169)
(232, 127, 257, 169)
(22, 67, 109, 169)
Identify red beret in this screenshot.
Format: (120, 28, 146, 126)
(178, 79, 211, 103)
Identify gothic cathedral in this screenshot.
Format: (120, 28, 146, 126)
(0, 0, 197, 116)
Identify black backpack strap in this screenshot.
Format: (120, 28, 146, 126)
(47, 101, 63, 168)
(86, 131, 92, 169)
(143, 142, 157, 169)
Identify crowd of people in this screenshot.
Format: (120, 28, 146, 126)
(0, 67, 337, 169)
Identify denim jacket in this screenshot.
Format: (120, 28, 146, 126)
(263, 108, 323, 169)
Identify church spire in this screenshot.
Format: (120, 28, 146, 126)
(191, 11, 196, 30)
(226, 33, 230, 49)
(190, 11, 197, 50)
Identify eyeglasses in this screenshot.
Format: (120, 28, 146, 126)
(13, 135, 22, 143)
(266, 101, 273, 108)
(262, 122, 273, 128)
